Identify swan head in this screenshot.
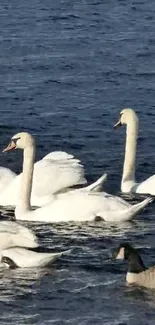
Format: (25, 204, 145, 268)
(114, 108, 139, 129)
(2, 132, 35, 152)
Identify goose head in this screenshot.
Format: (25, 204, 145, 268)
(2, 132, 35, 152)
(114, 108, 139, 129)
(112, 243, 134, 260)
(113, 243, 146, 273)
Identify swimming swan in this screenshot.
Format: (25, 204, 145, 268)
(113, 243, 155, 289)
(2, 132, 153, 223)
(0, 151, 107, 207)
(114, 108, 155, 195)
(0, 220, 70, 268)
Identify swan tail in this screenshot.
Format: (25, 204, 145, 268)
(99, 197, 153, 222)
(125, 197, 153, 221)
(83, 173, 108, 192)
(28, 248, 71, 268)
(30, 251, 66, 267)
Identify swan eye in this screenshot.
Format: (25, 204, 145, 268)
(12, 137, 21, 145)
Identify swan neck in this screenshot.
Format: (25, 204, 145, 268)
(16, 145, 35, 214)
(122, 117, 138, 186)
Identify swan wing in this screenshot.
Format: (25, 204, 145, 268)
(0, 221, 38, 250)
(42, 151, 75, 161)
(135, 175, 155, 195)
(0, 151, 86, 207)
(81, 173, 108, 192)
(31, 151, 86, 199)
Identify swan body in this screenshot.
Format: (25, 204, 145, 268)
(15, 192, 152, 223)
(0, 248, 70, 268)
(114, 108, 155, 195)
(3, 132, 152, 223)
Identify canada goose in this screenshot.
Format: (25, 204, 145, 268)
(113, 243, 155, 289)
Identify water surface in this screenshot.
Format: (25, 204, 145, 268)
(0, 0, 155, 324)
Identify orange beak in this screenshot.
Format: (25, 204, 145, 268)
(114, 118, 122, 129)
(2, 141, 16, 153)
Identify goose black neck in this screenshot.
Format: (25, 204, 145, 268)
(127, 250, 146, 273)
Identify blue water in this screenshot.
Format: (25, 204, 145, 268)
(0, 0, 155, 324)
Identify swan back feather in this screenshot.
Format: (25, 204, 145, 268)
(0, 221, 38, 250)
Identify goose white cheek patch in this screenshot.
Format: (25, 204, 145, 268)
(116, 247, 125, 259)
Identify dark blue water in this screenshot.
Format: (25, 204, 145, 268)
(0, 0, 155, 324)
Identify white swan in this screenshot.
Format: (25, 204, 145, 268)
(114, 108, 155, 195)
(0, 220, 70, 268)
(0, 148, 108, 207)
(2, 132, 153, 223)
